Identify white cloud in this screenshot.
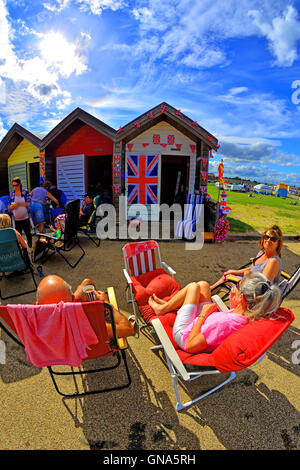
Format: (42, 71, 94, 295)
(249, 5, 300, 66)
(43, 0, 127, 15)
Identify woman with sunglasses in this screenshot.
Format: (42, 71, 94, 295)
(8, 177, 33, 250)
(172, 272, 281, 354)
(210, 225, 283, 290)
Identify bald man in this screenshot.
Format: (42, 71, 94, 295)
(36, 275, 134, 339)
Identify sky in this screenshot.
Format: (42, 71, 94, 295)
(0, 0, 300, 187)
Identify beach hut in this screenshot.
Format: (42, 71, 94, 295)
(275, 182, 289, 198)
(0, 123, 43, 195)
(115, 102, 218, 220)
(40, 108, 116, 204)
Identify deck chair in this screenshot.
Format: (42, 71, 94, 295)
(0, 228, 37, 301)
(181, 195, 204, 240)
(175, 193, 198, 239)
(34, 199, 85, 269)
(122, 240, 181, 327)
(78, 195, 101, 247)
(0, 287, 131, 398)
(151, 304, 294, 411)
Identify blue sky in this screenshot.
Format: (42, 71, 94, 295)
(0, 0, 300, 187)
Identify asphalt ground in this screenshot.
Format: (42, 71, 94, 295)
(0, 237, 299, 452)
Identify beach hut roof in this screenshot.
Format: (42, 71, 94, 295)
(41, 107, 117, 150)
(0, 123, 43, 162)
(115, 101, 219, 150)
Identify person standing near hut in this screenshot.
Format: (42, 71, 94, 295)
(30, 181, 59, 233)
(8, 177, 33, 250)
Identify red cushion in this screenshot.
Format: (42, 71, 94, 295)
(158, 307, 294, 372)
(131, 269, 181, 322)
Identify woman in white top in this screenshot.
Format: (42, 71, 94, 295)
(8, 177, 33, 248)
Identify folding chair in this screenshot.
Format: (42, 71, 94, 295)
(34, 199, 85, 268)
(0, 288, 131, 398)
(0, 228, 37, 301)
(175, 193, 197, 239)
(122, 240, 181, 327)
(78, 195, 101, 247)
(151, 305, 294, 411)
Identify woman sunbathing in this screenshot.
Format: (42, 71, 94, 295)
(171, 272, 281, 353)
(211, 224, 283, 290)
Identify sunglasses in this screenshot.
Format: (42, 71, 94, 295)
(12, 183, 19, 187)
(263, 234, 278, 242)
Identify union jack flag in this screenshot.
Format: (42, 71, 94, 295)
(153, 134, 160, 144)
(167, 134, 175, 145)
(127, 154, 159, 205)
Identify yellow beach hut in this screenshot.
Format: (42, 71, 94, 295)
(0, 123, 43, 195)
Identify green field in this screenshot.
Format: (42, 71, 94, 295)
(207, 183, 300, 235)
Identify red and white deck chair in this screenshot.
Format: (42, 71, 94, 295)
(122, 240, 181, 328)
(151, 297, 294, 411)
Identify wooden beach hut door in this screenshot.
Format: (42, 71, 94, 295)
(8, 162, 28, 191)
(56, 155, 86, 202)
(126, 154, 161, 221)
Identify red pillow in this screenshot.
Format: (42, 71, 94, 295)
(131, 268, 181, 306)
(210, 307, 294, 372)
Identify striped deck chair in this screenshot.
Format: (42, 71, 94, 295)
(175, 193, 204, 239)
(182, 194, 204, 240)
(122, 240, 181, 328)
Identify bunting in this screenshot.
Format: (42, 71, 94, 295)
(147, 111, 153, 118)
(190, 144, 196, 153)
(113, 184, 121, 195)
(153, 134, 160, 144)
(167, 135, 175, 145)
(134, 120, 140, 128)
(160, 104, 166, 113)
(127, 143, 133, 151)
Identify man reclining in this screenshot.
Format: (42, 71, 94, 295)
(36, 275, 134, 339)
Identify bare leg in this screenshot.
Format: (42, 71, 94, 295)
(148, 280, 211, 315)
(210, 275, 226, 291)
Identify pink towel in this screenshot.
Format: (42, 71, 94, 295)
(7, 302, 99, 367)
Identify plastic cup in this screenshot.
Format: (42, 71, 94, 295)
(82, 285, 96, 301)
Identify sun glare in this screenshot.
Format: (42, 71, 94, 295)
(39, 31, 86, 76)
